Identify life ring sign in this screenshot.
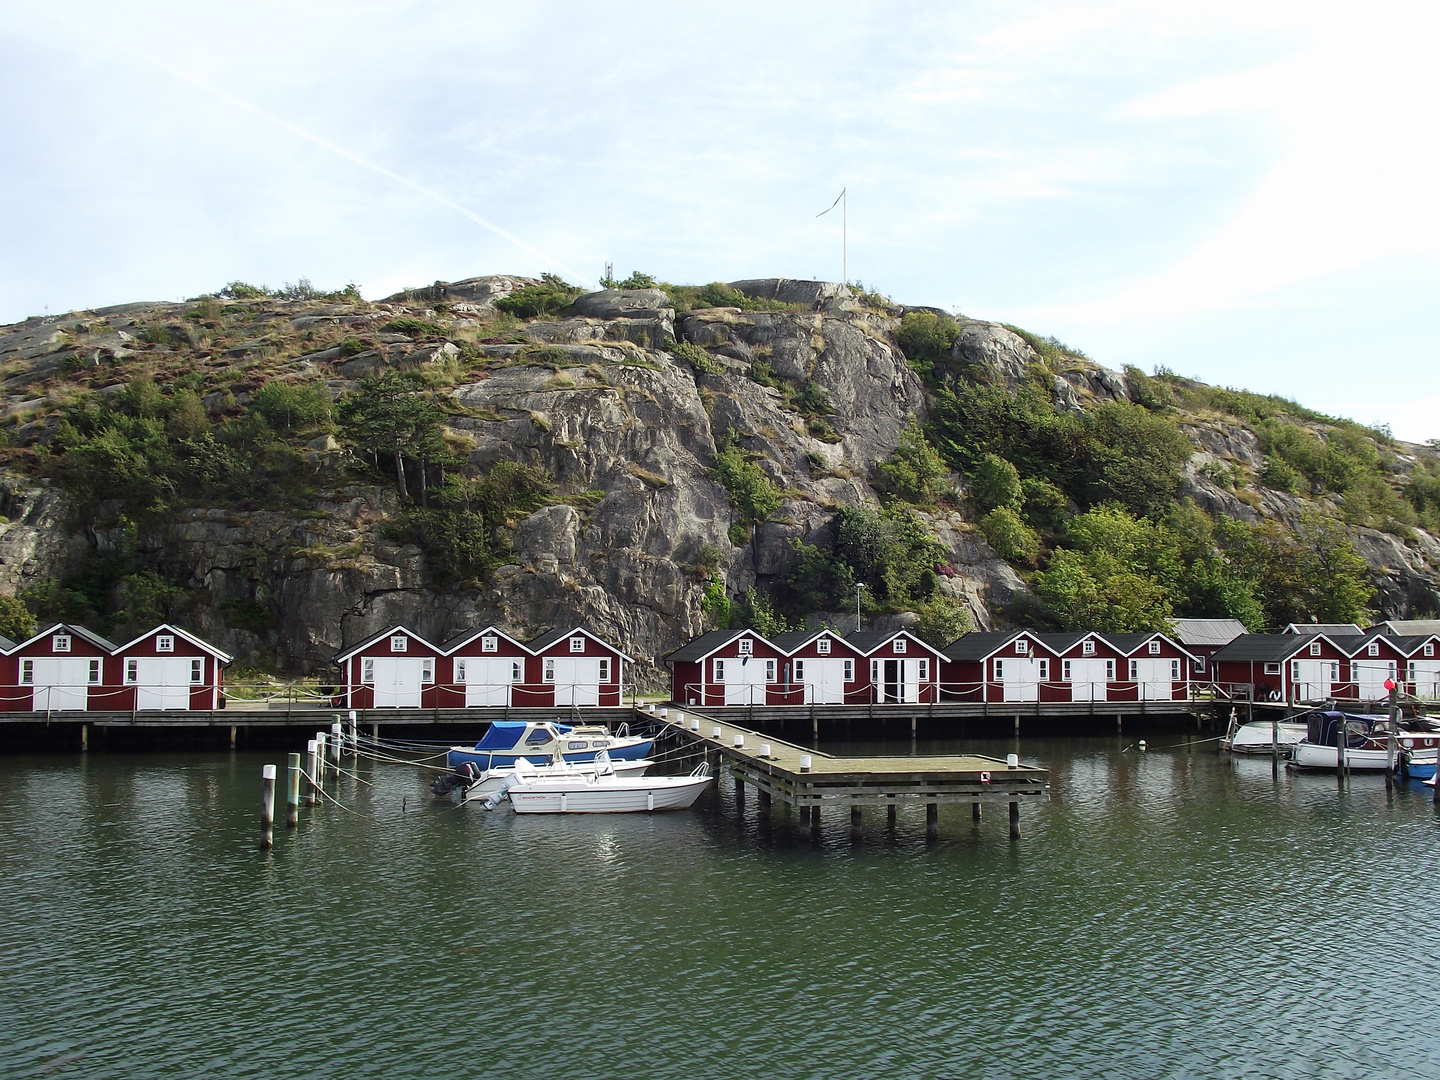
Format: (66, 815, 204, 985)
(979, 771, 992, 783)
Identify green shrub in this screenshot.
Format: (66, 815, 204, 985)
(701, 574, 730, 629)
(895, 311, 958, 377)
(250, 382, 332, 431)
(875, 421, 948, 505)
(1020, 477, 1068, 532)
(779, 539, 856, 612)
(495, 273, 582, 319)
(913, 596, 972, 648)
(670, 340, 724, 375)
(0, 595, 36, 642)
(970, 453, 1022, 512)
(980, 507, 1038, 564)
(1123, 365, 1176, 411)
(381, 317, 446, 338)
(712, 439, 783, 538)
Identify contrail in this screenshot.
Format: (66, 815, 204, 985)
(56, 14, 591, 285)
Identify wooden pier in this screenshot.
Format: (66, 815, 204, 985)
(645, 706, 1050, 839)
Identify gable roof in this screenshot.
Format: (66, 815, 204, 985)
(1100, 632, 1198, 661)
(112, 623, 233, 663)
(663, 628, 780, 665)
(0, 635, 16, 653)
(15, 623, 119, 654)
(1170, 618, 1248, 647)
(943, 631, 1027, 662)
(334, 625, 443, 664)
(524, 626, 634, 662)
(1212, 633, 1343, 664)
(844, 629, 944, 657)
(1284, 622, 1363, 636)
(1377, 620, 1440, 637)
(768, 628, 862, 655)
(440, 625, 530, 654)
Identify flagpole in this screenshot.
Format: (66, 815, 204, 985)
(817, 187, 847, 286)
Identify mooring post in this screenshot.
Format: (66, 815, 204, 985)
(305, 739, 319, 805)
(229, 724, 237, 750)
(887, 802, 897, 829)
(925, 802, 938, 840)
(1116, 714, 1123, 735)
(286, 752, 301, 827)
(331, 721, 344, 776)
(80, 723, 88, 753)
(371, 722, 379, 744)
(1013, 715, 1020, 737)
(910, 715, 917, 738)
(810, 803, 820, 841)
(348, 714, 359, 757)
(1009, 800, 1020, 840)
(735, 774, 744, 808)
(850, 804, 862, 838)
(972, 802, 982, 822)
(260, 764, 276, 849)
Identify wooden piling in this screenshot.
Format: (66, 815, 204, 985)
(810, 805, 821, 841)
(972, 802, 982, 822)
(1009, 800, 1020, 840)
(759, 790, 771, 818)
(850, 804, 862, 838)
(286, 752, 300, 827)
(305, 739, 319, 805)
(735, 774, 744, 807)
(886, 802, 897, 829)
(229, 724, 237, 750)
(80, 724, 88, 753)
(1116, 714, 1123, 734)
(926, 802, 938, 840)
(260, 764, 276, 849)
(1013, 715, 1020, 736)
(910, 716, 917, 738)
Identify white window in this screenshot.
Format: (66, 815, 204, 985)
(1148, 640, 1161, 655)
(482, 635, 497, 653)
(126, 659, 138, 684)
(1015, 639, 1029, 654)
(793, 660, 805, 681)
(843, 660, 853, 681)
(918, 659, 929, 680)
(455, 659, 467, 681)
(1082, 639, 1095, 656)
(1106, 660, 1115, 680)
(871, 659, 879, 684)
(391, 635, 407, 653)
(1309, 642, 1321, 656)
(89, 659, 101, 684)
(737, 638, 753, 656)
(893, 639, 906, 654)
(1129, 660, 1138, 679)
(817, 637, 830, 655)
(1329, 662, 1338, 681)
(1349, 662, 1359, 681)
(714, 659, 725, 681)
(570, 636, 585, 653)
(1291, 661, 1299, 680)
(765, 660, 776, 682)
(190, 659, 203, 684)
(1410, 662, 1417, 679)
(1427, 644, 1436, 658)
(53, 634, 71, 653)
(156, 636, 174, 653)
(544, 658, 555, 682)
(1367, 642, 1380, 657)
(421, 659, 434, 683)
(362, 658, 374, 682)
(994, 659, 1005, 679)
(21, 659, 32, 684)
(1170, 659, 1180, 679)
(1264, 662, 1281, 675)
(1063, 660, 1072, 680)
(511, 661, 521, 681)
(598, 658, 610, 683)
(1195, 656, 1207, 673)
(1039, 659, 1049, 680)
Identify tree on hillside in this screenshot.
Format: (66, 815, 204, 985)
(338, 371, 445, 503)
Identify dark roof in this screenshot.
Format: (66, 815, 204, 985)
(334, 625, 441, 663)
(1378, 620, 1440, 637)
(1170, 618, 1247, 647)
(0, 635, 17, 653)
(1331, 632, 1431, 657)
(439, 626, 527, 654)
(111, 623, 234, 663)
(525, 627, 634, 661)
(1102, 633, 1158, 655)
(1212, 633, 1326, 663)
(1033, 632, 1091, 654)
(766, 629, 859, 654)
(942, 632, 1023, 662)
(845, 630, 943, 656)
(663, 629, 747, 665)
(19, 623, 120, 653)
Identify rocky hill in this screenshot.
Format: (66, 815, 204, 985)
(0, 273, 1435, 687)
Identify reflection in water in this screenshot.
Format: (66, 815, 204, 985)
(2, 741, 1440, 1079)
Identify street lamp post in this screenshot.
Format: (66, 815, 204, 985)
(856, 583, 864, 633)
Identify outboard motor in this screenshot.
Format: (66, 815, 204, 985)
(482, 759, 537, 810)
(430, 761, 481, 798)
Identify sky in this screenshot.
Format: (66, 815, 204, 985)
(2, 1, 1437, 439)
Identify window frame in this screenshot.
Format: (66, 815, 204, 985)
(570, 636, 585, 653)
(53, 634, 71, 653)
(816, 638, 830, 655)
(544, 658, 556, 683)
(190, 658, 203, 684)
(390, 635, 408, 653)
(1082, 639, 1096, 656)
(362, 658, 375, 683)
(481, 635, 498, 653)
(598, 658, 610, 683)
(156, 635, 175, 653)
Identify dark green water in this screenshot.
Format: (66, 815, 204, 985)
(3, 737, 1439, 1079)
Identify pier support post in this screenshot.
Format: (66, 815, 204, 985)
(911, 716, 917, 738)
(1013, 715, 1020, 736)
(1117, 714, 1123, 734)
(850, 805, 862, 839)
(371, 723, 379, 744)
(759, 791, 771, 819)
(887, 802, 897, 829)
(80, 724, 88, 753)
(260, 764, 276, 850)
(229, 724, 237, 750)
(926, 802, 938, 841)
(735, 775, 744, 809)
(1009, 801, 1020, 840)
(810, 804, 820, 841)
(972, 802, 982, 822)
(286, 752, 301, 827)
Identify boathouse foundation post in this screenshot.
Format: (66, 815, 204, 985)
(1009, 800, 1020, 840)
(260, 764, 276, 850)
(972, 802, 982, 822)
(850, 804, 862, 838)
(887, 802, 897, 829)
(925, 802, 938, 840)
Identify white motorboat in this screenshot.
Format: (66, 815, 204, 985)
(1287, 711, 1440, 772)
(1225, 719, 1309, 755)
(483, 752, 711, 814)
(430, 756, 654, 804)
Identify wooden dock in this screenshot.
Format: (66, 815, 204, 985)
(643, 705, 1050, 839)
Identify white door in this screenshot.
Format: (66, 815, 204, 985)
(372, 657, 424, 707)
(1353, 660, 1395, 699)
(996, 657, 1041, 702)
(134, 657, 194, 710)
(1067, 659, 1112, 702)
(720, 657, 770, 705)
(1291, 659, 1336, 702)
(30, 657, 92, 711)
(873, 659, 922, 703)
(465, 657, 517, 706)
(553, 658, 601, 706)
(1410, 660, 1440, 698)
(1130, 658, 1178, 700)
(796, 659, 847, 704)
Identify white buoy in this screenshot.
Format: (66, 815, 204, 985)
(734, 734, 745, 749)
(1006, 753, 1019, 768)
(760, 744, 771, 759)
(799, 755, 812, 773)
(1139, 739, 1148, 751)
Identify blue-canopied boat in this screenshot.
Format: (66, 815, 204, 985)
(446, 721, 653, 770)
